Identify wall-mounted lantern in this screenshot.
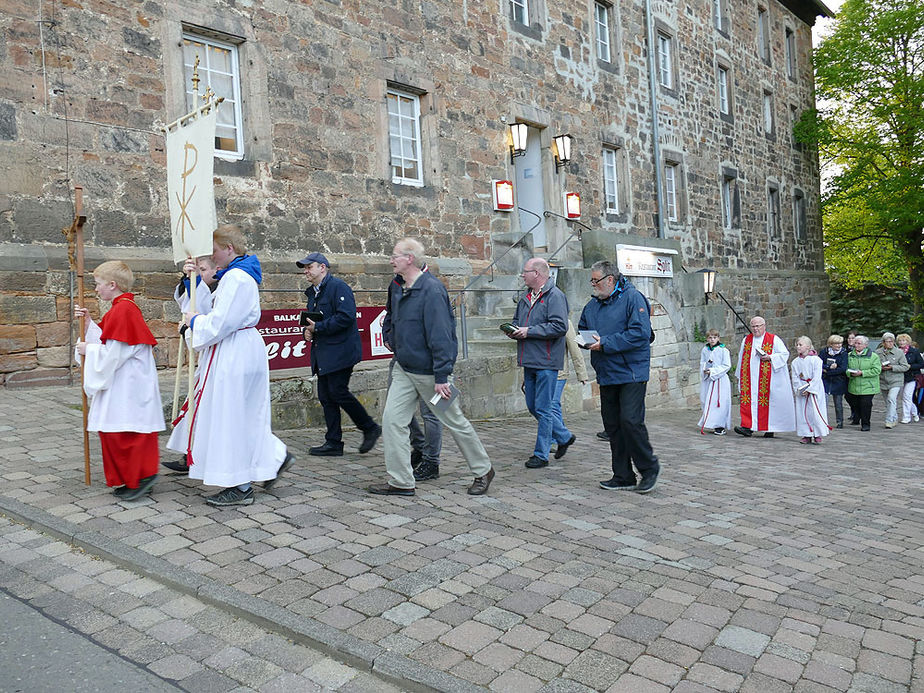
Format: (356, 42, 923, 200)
(509, 122, 528, 163)
(553, 134, 573, 172)
(698, 268, 717, 302)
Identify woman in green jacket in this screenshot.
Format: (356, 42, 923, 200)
(847, 335, 882, 431)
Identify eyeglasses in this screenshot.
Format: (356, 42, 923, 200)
(521, 269, 539, 276)
(589, 274, 613, 286)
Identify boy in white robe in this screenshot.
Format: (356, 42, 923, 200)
(791, 336, 830, 444)
(75, 261, 165, 501)
(698, 329, 732, 435)
(164, 256, 217, 474)
(169, 225, 293, 506)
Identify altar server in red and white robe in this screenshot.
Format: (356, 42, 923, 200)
(169, 225, 293, 506)
(734, 315, 795, 438)
(75, 261, 165, 501)
(791, 336, 830, 444)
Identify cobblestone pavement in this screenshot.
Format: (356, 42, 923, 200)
(0, 516, 403, 692)
(1, 381, 922, 692)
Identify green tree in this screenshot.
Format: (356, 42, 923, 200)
(799, 0, 924, 336)
(823, 195, 908, 287)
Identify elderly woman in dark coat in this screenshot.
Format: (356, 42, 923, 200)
(896, 333, 923, 423)
(818, 334, 849, 428)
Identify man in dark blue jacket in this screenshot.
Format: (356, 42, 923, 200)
(298, 252, 381, 456)
(578, 260, 659, 493)
(368, 238, 495, 497)
(508, 257, 574, 468)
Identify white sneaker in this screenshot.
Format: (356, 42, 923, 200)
(900, 419, 911, 424)
(885, 421, 896, 429)
(914, 415, 920, 422)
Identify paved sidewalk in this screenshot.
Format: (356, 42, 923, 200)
(1, 381, 922, 692)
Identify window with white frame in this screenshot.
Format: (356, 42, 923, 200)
(664, 162, 679, 222)
(717, 65, 730, 115)
(793, 189, 806, 240)
(757, 7, 771, 64)
(182, 33, 244, 158)
(387, 89, 423, 186)
(657, 32, 673, 90)
(595, 3, 612, 63)
(511, 0, 529, 25)
(763, 90, 774, 135)
(768, 183, 781, 236)
(785, 28, 796, 79)
(603, 147, 620, 213)
(713, 0, 728, 33)
(721, 176, 733, 229)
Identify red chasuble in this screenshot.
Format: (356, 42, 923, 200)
(98, 294, 157, 346)
(739, 332, 775, 430)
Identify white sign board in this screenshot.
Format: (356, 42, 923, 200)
(615, 244, 677, 278)
(166, 110, 218, 264)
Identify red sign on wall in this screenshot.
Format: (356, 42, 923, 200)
(256, 307, 392, 372)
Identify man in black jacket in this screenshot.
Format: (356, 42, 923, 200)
(298, 252, 381, 456)
(368, 238, 495, 496)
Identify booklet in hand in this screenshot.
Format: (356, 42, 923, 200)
(576, 330, 600, 349)
(429, 384, 461, 412)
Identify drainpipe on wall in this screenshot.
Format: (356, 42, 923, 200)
(644, 0, 666, 239)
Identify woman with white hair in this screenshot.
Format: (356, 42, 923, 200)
(875, 332, 909, 428)
(846, 335, 881, 431)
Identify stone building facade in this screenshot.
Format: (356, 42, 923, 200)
(0, 0, 831, 418)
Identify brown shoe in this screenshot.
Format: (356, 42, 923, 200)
(468, 467, 495, 496)
(367, 483, 415, 496)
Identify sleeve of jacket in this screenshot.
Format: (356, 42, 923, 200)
(422, 284, 457, 384)
(598, 291, 650, 354)
(382, 281, 394, 348)
(526, 290, 568, 339)
(313, 279, 357, 336)
(565, 321, 588, 381)
(892, 351, 910, 373)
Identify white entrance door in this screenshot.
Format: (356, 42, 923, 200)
(514, 127, 547, 248)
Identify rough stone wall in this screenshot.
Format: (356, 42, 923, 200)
(0, 0, 828, 408)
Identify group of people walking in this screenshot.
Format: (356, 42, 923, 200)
(697, 318, 924, 441)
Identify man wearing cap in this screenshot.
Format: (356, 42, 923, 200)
(298, 252, 382, 456)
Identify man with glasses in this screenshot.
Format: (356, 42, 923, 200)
(733, 315, 795, 438)
(368, 238, 495, 496)
(578, 260, 660, 493)
(507, 257, 573, 468)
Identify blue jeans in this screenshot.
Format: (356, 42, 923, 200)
(524, 368, 571, 460)
(408, 399, 443, 462)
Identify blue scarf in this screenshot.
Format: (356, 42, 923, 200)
(215, 254, 263, 284)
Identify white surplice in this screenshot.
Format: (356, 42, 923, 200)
(736, 333, 796, 432)
(173, 280, 213, 314)
(79, 320, 165, 434)
(791, 354, 830, 438)
(698, 345, 732, 431)
(166, 267, 286, 487)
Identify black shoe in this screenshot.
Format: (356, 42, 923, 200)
(410, 449, 423, 470)
(309, 442, 344, 456)
(599, 478, 636, 491)
(413, 460, 440, 481)
(734, 426, 753, 437)
(554, 435, 576, 460)
(525, 455, 549, 469)
(713, 428, 727, 436)
(122, 475, 157, 501)
(468, 467, 495, 495)
(836, 422, 843, 429)
(162, 457, 190, 473)
(860, 424, 870, 431)
(205, 486, 254, 506)
(263, 451, 295, 491)
(596, 431, 610, 441)
(359, 424, 382, 454)
(368, 483, 415, 496)
(762, 432, 774, 438)
(635, 472, 659, 494)
(849, 419, 860, 426)
(112, 485, 130, 497)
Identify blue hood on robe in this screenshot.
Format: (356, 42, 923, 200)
(215, 254, 262, 284)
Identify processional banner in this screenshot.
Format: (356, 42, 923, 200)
(166, 110, 217, 264)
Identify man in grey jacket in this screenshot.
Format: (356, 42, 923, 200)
(368, 238, 495, 497)
(508, 257, 574, 468)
